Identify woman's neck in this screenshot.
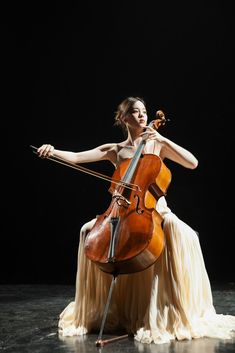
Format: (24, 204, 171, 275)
(125, 128, 144, 147)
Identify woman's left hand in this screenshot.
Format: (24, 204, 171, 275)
(140, 126, 164, 143)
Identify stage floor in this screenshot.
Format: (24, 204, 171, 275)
(0, 283, 235, 353)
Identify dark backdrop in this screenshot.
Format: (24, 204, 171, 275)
(3, 1, 234, 284)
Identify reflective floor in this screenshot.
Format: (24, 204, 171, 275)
(0, 283, 235, 353)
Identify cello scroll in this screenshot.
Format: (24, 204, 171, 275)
(151, 110, 170, 130)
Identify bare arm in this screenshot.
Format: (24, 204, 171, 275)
(160, 137, 198, 169)
(37, 143, 117, 165)
(143, 127, 198, 169)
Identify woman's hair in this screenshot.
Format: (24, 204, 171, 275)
(114, 96, 146, 135)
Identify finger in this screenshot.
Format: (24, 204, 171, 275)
(37, 146, 45, 157)
(140, 132, 148, 138)
(144, 126, 154, 132)
(45, 145, 51, 154)
(38, 144, 50, 158)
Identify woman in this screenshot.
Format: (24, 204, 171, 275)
(37, 97, 235, 344)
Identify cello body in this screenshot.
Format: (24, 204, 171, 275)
(84, 154, 172, 275)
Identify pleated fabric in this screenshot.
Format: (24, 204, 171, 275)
(58, 197, 235, 344)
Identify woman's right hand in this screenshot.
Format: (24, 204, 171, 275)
(37, 144, 54, 158)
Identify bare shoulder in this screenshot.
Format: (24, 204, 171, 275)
(97, 142, 120, 165)
(97, 142, 117, 152)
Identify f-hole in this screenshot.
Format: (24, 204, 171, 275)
(134, 194, 144, 214)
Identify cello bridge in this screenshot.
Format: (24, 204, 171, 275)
(112, 194, 131, 208)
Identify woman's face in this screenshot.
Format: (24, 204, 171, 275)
(124, 100, 148, 129)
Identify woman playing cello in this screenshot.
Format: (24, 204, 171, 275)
(37, 96, 235, 344)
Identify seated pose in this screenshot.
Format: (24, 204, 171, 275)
(37, 96, 235, 344)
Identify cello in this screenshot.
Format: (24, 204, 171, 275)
(84, 111, 172, 275)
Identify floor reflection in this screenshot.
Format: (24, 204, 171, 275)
(134, 337, 235, 353)
(58, 334, 235, 353)
(1, 284, 234, 353)
(59, 334, 89, 353)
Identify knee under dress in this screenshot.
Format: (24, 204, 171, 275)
(58, 197, 235, 344)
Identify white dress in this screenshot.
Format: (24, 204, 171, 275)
(58, 197, 235, 344)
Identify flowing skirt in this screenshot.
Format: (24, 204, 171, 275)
(58, 198, 235, 344)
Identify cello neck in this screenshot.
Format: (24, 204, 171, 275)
(121, 140, 146, 185)
(121, 119, 158, 186)
(122, 120, 155, 183)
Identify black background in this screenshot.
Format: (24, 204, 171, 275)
(3, 1, 235, 284)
